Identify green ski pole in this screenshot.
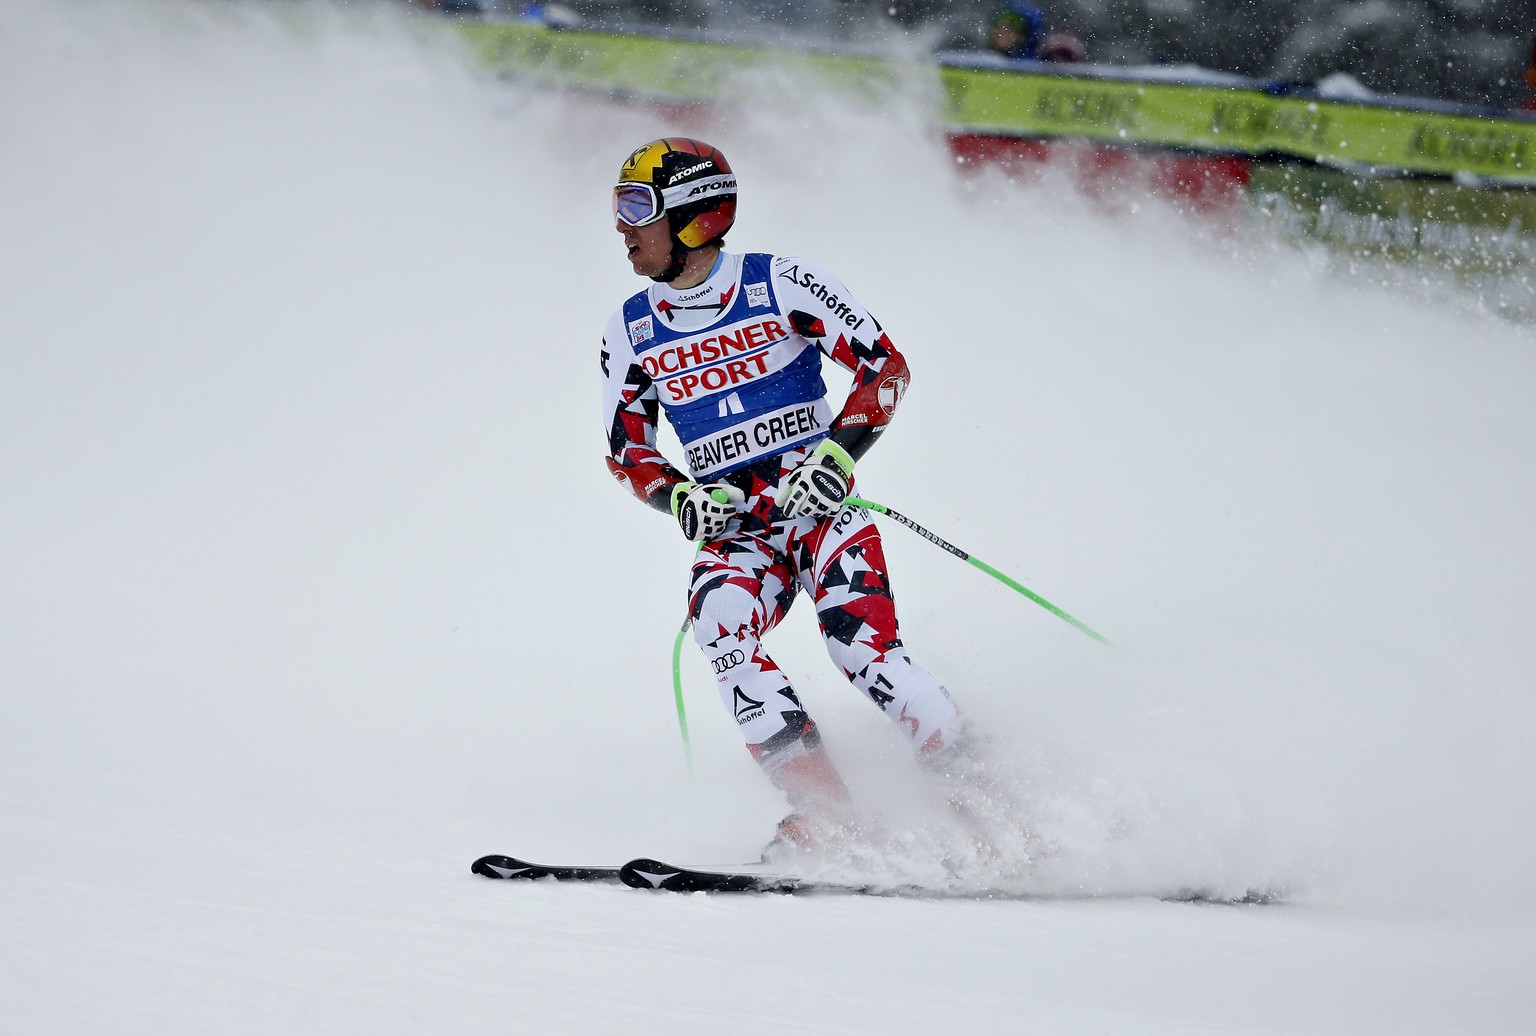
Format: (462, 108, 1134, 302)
(669, 533, 716, 776)
(845, 495, 1111, 647)
(671, 615, 694, 775)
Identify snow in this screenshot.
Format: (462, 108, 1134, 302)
(3, 1, 1535, 1032)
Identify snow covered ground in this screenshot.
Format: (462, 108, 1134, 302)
(3, 2, 1534, 1032)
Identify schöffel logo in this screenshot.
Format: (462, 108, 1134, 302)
(732, 686, 765, 724)
(776, 264, 865, 330)
(712, 649, 746, 674)
(641, 319, 788, 402)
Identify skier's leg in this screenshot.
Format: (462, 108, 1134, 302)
(798, 507, 1026, 854)
(688, 535, 851, 813)
(796, 506, 967, 757)
(798, 508, 1035, 866)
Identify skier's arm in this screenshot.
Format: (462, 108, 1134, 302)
(773, 257, 910, 464)
(828, 345, 908, 462)
(600, 316, 689, 514)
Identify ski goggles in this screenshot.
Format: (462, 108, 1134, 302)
(612, 183, 666, 228)
(613, 173, 738, 229)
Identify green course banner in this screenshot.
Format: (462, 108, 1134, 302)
(944, 68, 1532, 185)
(461, 22, 902, 105)
(460, 22, 1535, 187)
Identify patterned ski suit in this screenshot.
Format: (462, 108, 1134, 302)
(600, 251, 962, 778)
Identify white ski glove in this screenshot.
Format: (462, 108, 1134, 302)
(671, 481, 746, 541)
(774, 439, 854, 519)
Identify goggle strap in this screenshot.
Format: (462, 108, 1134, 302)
(659, 173, 737, 210)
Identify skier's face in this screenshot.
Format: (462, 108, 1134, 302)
(618, 217, 672, 279)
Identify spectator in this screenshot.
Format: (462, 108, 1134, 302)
(987, 4, 1048, 60)
(1038, 30, 1087, 64)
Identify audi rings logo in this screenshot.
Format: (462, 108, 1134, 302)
(712, 650, 746, 675)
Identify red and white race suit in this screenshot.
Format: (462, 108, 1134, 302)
(600, 251, 963, 776)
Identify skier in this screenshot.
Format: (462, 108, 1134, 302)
(600, 137, 975, 855)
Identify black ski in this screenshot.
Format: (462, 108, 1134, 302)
(471, 854, 622, 883)
(618, 857, 1283, 903)
(619, 857, 865, 894)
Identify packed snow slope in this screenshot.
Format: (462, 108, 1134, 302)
(3, 2, 1534, 1032)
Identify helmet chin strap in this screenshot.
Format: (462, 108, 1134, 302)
(652, 209, 710, 284)
(651, 239, 690, 284)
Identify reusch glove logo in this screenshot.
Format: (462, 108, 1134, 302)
(678, 502, 700, 540)
(810, 469, 846, 501)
